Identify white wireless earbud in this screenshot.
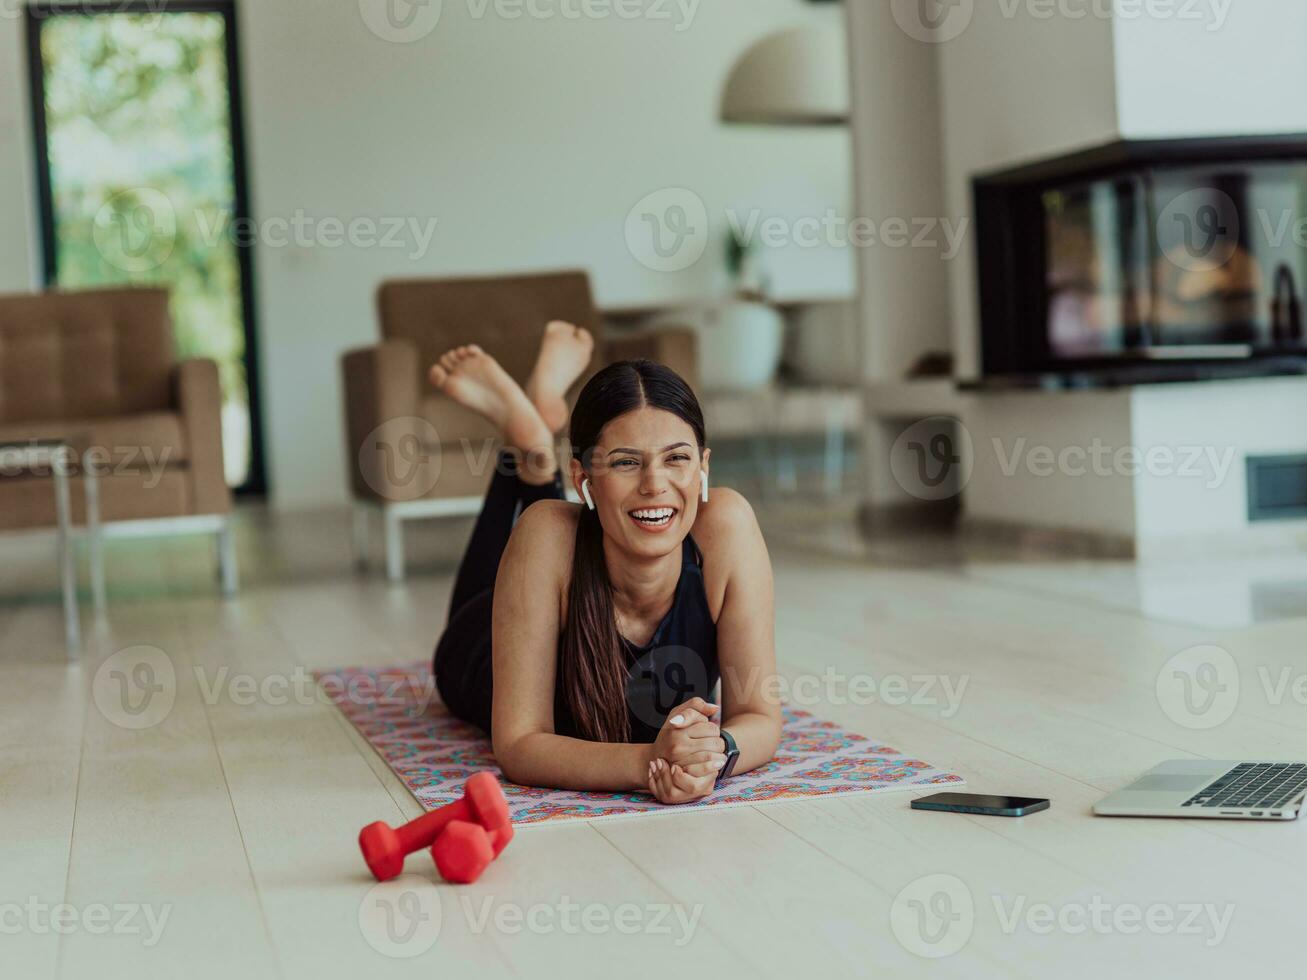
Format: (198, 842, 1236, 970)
(701, 471, 709, 504)
(581, 479, 596, 511)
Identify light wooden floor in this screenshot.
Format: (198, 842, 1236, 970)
(4, 503, 1307, 978)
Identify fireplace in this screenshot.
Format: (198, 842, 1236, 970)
(972, 135, 1307, 388)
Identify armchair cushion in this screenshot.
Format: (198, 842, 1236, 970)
(0, 411, 187, 467)
(0, 287, 232, 529)
(604, 327, 698, 391)
(0, 287, 174, 422)
(0, 470, 190, 528)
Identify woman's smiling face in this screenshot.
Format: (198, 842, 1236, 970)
(574, 406, 709, 559)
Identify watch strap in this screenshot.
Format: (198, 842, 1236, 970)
(716, 728, 740, 785)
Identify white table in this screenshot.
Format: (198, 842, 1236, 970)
(0, 441, 100, 656)
(702, 384, 862, 497)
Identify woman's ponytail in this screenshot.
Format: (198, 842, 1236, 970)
(559, 506, 630, 743)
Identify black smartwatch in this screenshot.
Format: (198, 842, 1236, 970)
(717, 728, 740, 786)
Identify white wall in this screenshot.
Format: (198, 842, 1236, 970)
(936, 3, 1120, 381)
(0, 0, 852, 508)
(1131, 379, 1307, 552)
(964, 391, 1137, 538)
(845, 1, 950, 381)
(1114, 4, 1307, 551)
(923, 4, 1128, 534)
(1113, 1, 1307, 137)
(238, 0, 851, 506)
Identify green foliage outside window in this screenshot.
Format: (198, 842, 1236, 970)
(42, 12, 251, 486)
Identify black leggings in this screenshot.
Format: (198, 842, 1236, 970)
(433, 452, 564, 734)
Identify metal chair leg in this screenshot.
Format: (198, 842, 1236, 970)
(84, 451, 106, 611)
(53, 449, 80, 657)
(384, 507, 405, 583)
(352, 502, 370, 570)
(217, 519, 239, 598)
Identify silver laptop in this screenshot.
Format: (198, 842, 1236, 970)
(1094, 760, 1307, 820)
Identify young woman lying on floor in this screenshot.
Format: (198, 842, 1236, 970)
(430, 321, 781, 804)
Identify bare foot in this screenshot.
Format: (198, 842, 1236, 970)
(525, 321, 595, 434)
(429, 345, 555, 475)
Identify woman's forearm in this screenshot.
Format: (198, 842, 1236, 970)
(722, 710, 782, 776)
(496, 732, 653, 793)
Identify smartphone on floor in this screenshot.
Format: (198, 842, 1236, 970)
(911, 792, 1050, 817)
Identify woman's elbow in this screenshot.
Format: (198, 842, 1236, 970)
(492, 732, 533, 786)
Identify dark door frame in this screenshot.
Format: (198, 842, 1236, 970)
(25, 0, 267, 496)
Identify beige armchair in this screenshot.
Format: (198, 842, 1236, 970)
(0, 286, 237, 596)
(342, 270, 695, 580)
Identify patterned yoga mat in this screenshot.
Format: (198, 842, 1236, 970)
(318, 662, 964, 825)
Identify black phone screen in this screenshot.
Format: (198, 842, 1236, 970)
(912, 792, 1050, 814)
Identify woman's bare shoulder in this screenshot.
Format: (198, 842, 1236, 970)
(690, 487, 766, 619)
(691, 486, 760, 544)
(507, 499, 580, 562)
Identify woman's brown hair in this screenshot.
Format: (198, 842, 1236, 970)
(560, 359, 706, 743)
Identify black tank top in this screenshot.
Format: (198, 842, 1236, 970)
(554, 535, 719, 744)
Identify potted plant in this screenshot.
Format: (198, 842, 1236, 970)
(673, 228, 785, 392)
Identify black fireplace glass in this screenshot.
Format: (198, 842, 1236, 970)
(1041, 162, 1307, 360)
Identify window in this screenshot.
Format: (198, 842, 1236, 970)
(27, 0, 265, 492)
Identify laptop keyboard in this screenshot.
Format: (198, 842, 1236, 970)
(1182, 763, 1307, 811)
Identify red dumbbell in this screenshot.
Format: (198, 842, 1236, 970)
(431, 820, 514, 884)
(359, 771, 509, 881)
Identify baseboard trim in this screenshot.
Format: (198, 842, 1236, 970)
(1137, 521, 1307, 560)
(958, 515, 1136, 559)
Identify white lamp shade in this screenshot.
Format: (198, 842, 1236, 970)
(721, 27, 849, 126)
